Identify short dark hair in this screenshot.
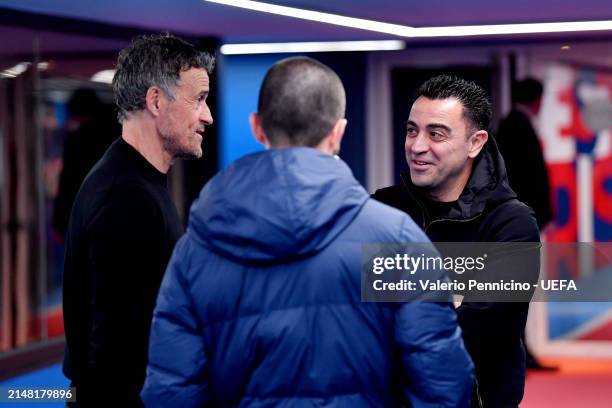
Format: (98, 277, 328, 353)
(112, 33, 215, 122)
(416, 75, 492, 131)
(512, 78, 543, 104)
(258, 57, 346, 147)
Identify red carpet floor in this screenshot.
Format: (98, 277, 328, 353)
(522, 358, 612, 407)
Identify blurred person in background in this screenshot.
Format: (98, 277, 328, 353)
(496, 78, 556, 371)
(496, 78, 553, 230)
(53, 88, 119, 240)
(141, 57, 473, 408)
(62, 33, 214, 407)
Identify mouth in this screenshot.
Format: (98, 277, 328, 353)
(411, 159, 433, 170)
(195, 129, 205, 139)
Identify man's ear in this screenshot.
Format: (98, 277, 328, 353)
(329, 118, 347, 154)
(468, 130, 488, 159)
(145, 86, 165, 117)
(250, 113, 270, 149)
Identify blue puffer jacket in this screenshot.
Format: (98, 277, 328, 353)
(141, 148, 473, 407)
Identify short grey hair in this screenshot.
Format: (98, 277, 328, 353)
(112, 33, 215, 122)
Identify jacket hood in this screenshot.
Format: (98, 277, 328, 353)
(188, 148, 369, 264)
(401, 135, 517, 220)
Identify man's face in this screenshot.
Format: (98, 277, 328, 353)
(405, 96, 475, 200)
(157, 67, 213, 159)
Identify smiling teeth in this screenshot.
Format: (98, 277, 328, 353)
(415, 161, 428, 165)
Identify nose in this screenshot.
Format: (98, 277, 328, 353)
(406, 132, 429, 155)
(200, 105, 213, 126)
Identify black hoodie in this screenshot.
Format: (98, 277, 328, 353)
(373, 137, 540, 408)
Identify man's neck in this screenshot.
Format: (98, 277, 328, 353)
(121, 116, 172, 174)
(424, 166, 473, 203)
(426, 185, 463, 203)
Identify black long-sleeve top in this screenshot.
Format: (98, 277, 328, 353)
(62, 137, 183, 407)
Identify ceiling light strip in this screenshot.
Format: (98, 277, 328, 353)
(205, 0, 416, 36)
(205, 0, 612, 37)
(414, 21, 612, 37)
(220, 40, 405, 54)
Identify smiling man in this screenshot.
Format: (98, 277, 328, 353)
(62, 34, 214, 407)
(373, 75, 540, 408)
(404, 95, 489, 202)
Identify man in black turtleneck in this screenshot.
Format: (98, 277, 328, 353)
(373, 75, 540, 408)
(62, 34, 214, 407)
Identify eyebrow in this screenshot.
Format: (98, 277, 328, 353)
(406, 120, 451, 133)
(426, 123, 451, 132)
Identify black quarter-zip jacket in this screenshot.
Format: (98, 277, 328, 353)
(373, 136, 540, 408)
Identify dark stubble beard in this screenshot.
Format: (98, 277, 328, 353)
(161, 132, 202, 160)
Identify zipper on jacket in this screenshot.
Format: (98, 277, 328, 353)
(424, 213, 483, 234)
(402, 184, 483, 233)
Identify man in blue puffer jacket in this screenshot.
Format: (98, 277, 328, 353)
(141, 57, 473, 407)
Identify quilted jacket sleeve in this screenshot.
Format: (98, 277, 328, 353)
(141, 236, 209, 408)
(393, 218, 475, 407)
(395, 301, 474, 407)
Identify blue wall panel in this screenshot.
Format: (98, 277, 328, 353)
(219, 54, 288, 168)
(219, 52, 367, 186)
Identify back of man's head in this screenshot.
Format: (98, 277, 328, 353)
(257, 57, 346, 147)
(416, 75, 492, 132)
(512, 78, 543, 104)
